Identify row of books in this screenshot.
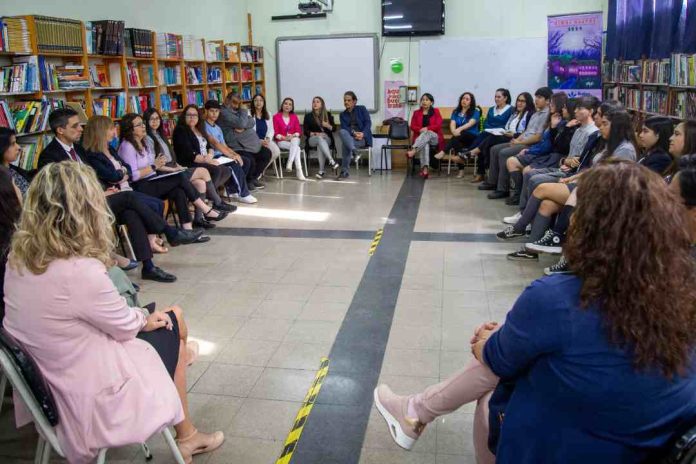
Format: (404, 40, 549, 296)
(0, 17, 32, 54)
(642, 89, 669, 114)
(124, 28, 153, 58)
(160, 92, 183, 112)
(254, 67, 263, 81)
(185, 66, 203, 85)
(89, 63, 113, 88)
(205, 42, 224, 62)
(670, 53, 696, 87)
(226, 66, 240, 82)
(240, 46, 263, 63)
(1, 57, 40, 93)
(39, 58, 89, 91)
(225, 45, 240, 62)
(671, 91, 696, 119)
(0, 98, 66, 135)
(157, 33, 183, 59)
(92, 93, 126, 118)
(34, 15, 83, 55)
(186, 90, 204, 107)
(241, 66, 253, 82)
(16, 137, 43, 170)
(182, 35, 204, 61)
(85, 20, 125, 56)
(129, 94, 154, 114)
(240, 84, 253, 101)
(159, 66, 182, 86)
(207, 67, 223, 84)
(207, 89, 222, 102)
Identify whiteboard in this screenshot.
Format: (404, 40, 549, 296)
(420, 37, 547, 108)
(276, 34, 378, 113)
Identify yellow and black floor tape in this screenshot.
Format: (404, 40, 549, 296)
(368, 228, 384, 256)
(276, 357, 330, 464)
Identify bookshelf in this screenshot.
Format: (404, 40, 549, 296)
(0, 14, 268, 169)
(602, 56, 696, 123)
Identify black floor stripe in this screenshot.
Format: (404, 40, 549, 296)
(207, 226, 499, 243)
(291, 176, 425, 463)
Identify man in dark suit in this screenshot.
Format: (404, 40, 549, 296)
(339, 91, 373, 180)
(37, 107, 86, 169)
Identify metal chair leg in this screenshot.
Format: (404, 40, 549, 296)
(368, 147, 372, 176)
(301, 149, 309, 177)
(95, 448, 107, 464)
(0, 372, 7, 416)
(141, 442, 153, 460)
(40, 440, 52, 464)
(163, 428, 187, 464)
(33, 436, 45, 464)
(447, 149, 453, 175)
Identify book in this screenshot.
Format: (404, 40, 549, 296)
(205, 42, 223, 62)
(159, 66, 182, 86)
(185, 65, 203, 85)
(186, 89, 204, 107)
(182, 35, 204, 61)
(125, 28, 153, 58)
(34, 15, 83, 54)
(89, 20, 125, 55)
(0, 17, 32, 54)
(207, 66, 222, 84)
(156, 33, 183, 59)
(226, 65, 240, 82)
(126, 63, 142, 87)
(88, 63, 111, 87)
(225, 45, 239, 62)
(92, 92, 126, 118)
(1, 56, 40, 93)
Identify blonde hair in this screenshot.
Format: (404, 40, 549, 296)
(10, 161, 115, 274)
(82, 115, 113, 153)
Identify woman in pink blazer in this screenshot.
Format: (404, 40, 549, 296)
(3, 162, 223, 464)
(273, 97, 305, 180)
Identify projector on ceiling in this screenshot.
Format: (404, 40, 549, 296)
(298, 2, 324, 14)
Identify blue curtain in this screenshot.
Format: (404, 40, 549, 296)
(607, 0, 695, 59)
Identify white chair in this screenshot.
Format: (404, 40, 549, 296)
(0, 330, 186, 464)
(354, 147, 373, 176)
(278, 148, 309, 178)
(265, 154, 283, 179)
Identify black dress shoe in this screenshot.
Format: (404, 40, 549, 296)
(193, 218, 216, 229)
(488, 191, 510, 199)
(478, 183, 496, 191)
(141, 266, 177, 283)
(194, 235, 211, 243)
(214, 202, 237, 213)
(253, 179, 266, 189)
(505, 195, 521, 206)
(168, 229, 203, 247)
(205, 210, 229, 222)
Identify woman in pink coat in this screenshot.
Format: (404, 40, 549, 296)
(3, 162, 223, 464)
(273, 97, 305, 180)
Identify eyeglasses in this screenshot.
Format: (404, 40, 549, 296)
(149, 116, 161, 122)
(133, 122, 145, 128)
(185, 114, 199, 118)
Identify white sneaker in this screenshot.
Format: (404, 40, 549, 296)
(239, 195, 258, 204)
(503, 212, 522, 225)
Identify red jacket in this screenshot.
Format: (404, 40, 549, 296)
(410, 108, 445, 151)
(272, 112, 302, 140)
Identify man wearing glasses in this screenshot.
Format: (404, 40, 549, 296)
(38, 108, 87, 170)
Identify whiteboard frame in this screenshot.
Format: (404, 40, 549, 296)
(275, 34, 380, 113)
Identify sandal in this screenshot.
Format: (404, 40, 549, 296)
(176, 429, 224, 459)
(204, 207, 228, 222)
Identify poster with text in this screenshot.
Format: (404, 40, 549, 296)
(547, 12, 603, 99)
(385, 80, 405, 120)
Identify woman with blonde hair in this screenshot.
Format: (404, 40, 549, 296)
(3, 162, 224, 464)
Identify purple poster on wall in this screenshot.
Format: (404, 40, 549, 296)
(547, 12, 603, 99)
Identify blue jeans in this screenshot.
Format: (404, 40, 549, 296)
(338, 129, 367, 176)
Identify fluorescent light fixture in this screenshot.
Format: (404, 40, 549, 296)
(382, 1, 393, 5)
(383, 14, 404, 20)
(234, 206, 330, 222)
(384, 24, 413, 30)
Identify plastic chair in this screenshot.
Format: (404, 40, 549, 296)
(379, 120, 410, 176)
(0, 329, 186, 464)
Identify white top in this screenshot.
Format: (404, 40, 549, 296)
(493, 104, 511, 117)
(195, 133, 208, 155)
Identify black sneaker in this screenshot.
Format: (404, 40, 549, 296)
(505, 195, 521, 206)
(315, 171, 325, 179)
(507, 250, 539, 261)
(487, 190, 510, 200)
(478, 182, 496, 191)
(544, 256, 571, 275)
(253, 179, 266, 189)
(247, 182, 257, 192)
(496, 226, 525, 241)
(192, 218, 216, 229)
(141, 266, 177, 283)
(526, 230, 563, 254)
(214, 202, 237, 213)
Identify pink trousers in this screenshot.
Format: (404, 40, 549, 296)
(413, 358, 499, 464)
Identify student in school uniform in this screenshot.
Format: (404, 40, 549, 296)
(406, 93, 444, 179)
(251, 93, 280, 176)
(338, 90, 373, 180)
(481, 86, 553, 199)
(203, 100, 257, 204)
(273, 97, 305, 181)
(303, 96, 339, 179)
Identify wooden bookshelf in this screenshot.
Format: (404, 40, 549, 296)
(602, 58, 696, 123)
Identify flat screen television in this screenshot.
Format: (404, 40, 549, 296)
(382, 0, 445, 37)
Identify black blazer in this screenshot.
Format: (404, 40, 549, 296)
(172, 125, 205, 168)
(83, 147, 133, 190)
(639, 148, 672, 175)
(302, 111, 336, 150)
(37, 138, 87, 170)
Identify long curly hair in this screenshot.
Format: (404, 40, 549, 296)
(9, 162, 115, 275)
(565, 162, 696, 377)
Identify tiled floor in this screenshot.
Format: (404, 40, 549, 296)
(0, 170, 558, 463)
